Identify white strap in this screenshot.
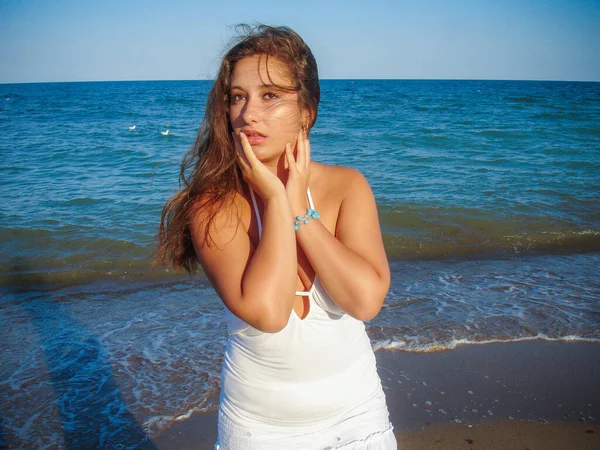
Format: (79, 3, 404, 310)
(249, 187, 314, 296)
(249, 188, 262, 237)
(307, 187, 315, 210)
(250, 187, 315, 238)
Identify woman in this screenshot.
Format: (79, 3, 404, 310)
(156, 25, 396, 449)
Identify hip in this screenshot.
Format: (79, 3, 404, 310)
(216, 387, 394, 450)
(220, 348, 382, 425)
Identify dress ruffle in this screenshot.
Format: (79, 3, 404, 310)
(326, 424, 396, 449)
(214, 410, 396, 450)
(214, 425, 396, 450)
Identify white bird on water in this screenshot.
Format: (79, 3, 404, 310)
(161, 129, 169, 136)
(129, 125, 136, 130)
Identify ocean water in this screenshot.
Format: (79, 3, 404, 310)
(1, 79, 599, 448)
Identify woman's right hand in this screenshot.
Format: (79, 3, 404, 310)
(233, 132, 285, 200)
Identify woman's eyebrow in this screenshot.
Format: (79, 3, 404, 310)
(230, 83, 283, 91)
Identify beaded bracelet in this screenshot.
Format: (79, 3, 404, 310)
(294, 208, 320, 231)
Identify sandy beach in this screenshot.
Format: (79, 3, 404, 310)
(144, 340, 600, 449)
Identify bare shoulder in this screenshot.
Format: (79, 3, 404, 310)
(189, 192, 249, 249)
(311, 162, 371, 201)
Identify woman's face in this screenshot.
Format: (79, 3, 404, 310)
(229, 55, 306, 163)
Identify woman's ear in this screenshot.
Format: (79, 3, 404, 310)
(302, 108, 313, 130)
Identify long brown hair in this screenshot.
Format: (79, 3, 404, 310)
(155, 24, 320, 273)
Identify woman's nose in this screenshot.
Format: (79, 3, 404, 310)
(241, 97, 261, 124)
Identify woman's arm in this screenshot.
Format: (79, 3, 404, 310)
(296, 169, 390, 321)
(191, 134, 298, 333)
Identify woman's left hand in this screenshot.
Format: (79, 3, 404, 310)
(285, 129, 311, 216)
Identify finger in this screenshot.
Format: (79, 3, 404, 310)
(232, 132, 250, 170)
(239, 132, 261, 166)
(296, 130, 306, 168)
(285, 142, 296, 173)
(304, 133, 311, 168)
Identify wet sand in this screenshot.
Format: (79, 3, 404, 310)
(144, 340, 600, 449)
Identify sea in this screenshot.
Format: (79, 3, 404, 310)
(1, 79, 599, 448)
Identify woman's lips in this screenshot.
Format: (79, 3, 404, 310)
(242, 131, 267, 146)
(246, 135, 267, 145)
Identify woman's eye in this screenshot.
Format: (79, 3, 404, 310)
(264, 92, 278, 100)
(231, 94, 245, 103)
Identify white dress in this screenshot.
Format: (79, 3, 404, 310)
(214, 189, 396, 450)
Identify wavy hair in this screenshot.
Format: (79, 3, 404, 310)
(155, 25, 320, 273)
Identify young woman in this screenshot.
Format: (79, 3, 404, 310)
(157, 25, 396, 449)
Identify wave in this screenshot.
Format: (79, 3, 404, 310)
(0, 258, 188, 291)
(371, 334, 600, 353)
(2, 203, 599, 286)
(382, 228, 600, 260)
(475, 129, 530, 138)
(2, 228, 598, 287)
(573, 127, 600, 136)
(506, 96, 539, 104)
(533, 111, 588, 121)
(143, 400, 218, 438)
(378, 205, 600, 259)
(58, 197, 108, 206)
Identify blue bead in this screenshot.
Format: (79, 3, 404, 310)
(304, 219, 309, 224)
(294, 224, 299, 231)
(296, 216, 302, 221)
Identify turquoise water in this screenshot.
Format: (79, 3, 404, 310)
(1, 80, 599, 448)
(2, 80, 599, 282)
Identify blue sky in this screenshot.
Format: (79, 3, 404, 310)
(1, 0, 599, 83)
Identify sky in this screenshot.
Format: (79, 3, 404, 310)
(1, 0, 599, 83)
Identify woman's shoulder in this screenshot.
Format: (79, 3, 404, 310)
(311, 161, 371, 199)
(189, 191, 250, 245)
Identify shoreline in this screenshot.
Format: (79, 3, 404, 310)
(3, 248, 600, 291)
(144, 339, 600, 449)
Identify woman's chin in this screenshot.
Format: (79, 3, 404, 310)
(253, 146, 284, 163)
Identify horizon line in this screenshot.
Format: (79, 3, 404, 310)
(2, 77, 600, 86)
